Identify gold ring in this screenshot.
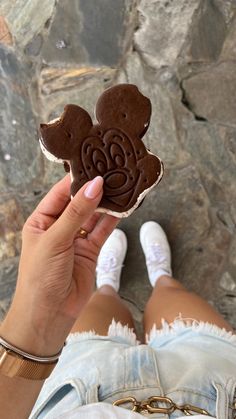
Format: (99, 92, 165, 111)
(78, 227, 88, 239)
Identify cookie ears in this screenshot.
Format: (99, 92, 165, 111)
(39, 85, 151, 160)
(40, 105, 93, 160)
(96, 84, 151, 138)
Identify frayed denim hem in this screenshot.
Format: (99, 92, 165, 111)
(146, 314, 236, 346)
(66, 315, 236, 348)
(66, 319, 139, 346)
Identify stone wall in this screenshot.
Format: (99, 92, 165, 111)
(0, 0, 235, 327)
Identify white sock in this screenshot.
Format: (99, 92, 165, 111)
(149, 268, 172, 288)
(96, 277, 120, 292)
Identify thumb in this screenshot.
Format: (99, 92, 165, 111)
(48, 176, 104, 243)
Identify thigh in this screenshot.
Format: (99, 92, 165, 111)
(144, 276, 234, 334)
(71, 287, 135, 335)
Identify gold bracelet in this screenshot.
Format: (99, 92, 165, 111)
(0, 336, 64, 380)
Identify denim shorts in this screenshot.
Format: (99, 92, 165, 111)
(30, 318, 236, 419)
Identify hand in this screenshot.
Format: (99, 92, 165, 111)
(0, 175, 118, 356)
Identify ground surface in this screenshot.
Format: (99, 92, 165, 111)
(0, 0, 235, 331)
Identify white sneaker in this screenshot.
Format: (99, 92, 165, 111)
(140, 221, 172, 287)
(96, 229, 127, 292)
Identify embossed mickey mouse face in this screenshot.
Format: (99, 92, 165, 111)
(72, 129, 160, 210)
(81, 132, 136, 191)
(39, 84, 163, 217)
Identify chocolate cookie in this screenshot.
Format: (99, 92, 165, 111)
(39, 84, 163, 217)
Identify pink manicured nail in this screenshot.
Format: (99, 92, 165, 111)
(84, 176, 104, 199)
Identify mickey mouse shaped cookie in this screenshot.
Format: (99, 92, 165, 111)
(39, 84, 163, 217)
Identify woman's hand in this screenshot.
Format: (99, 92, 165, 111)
(0, 175, 118, 356)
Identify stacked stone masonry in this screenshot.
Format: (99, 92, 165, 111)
(0, 0, 235, 332)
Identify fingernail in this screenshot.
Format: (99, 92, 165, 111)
(84, 176, 104, 199)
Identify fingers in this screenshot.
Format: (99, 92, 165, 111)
(89, 213, 120, 248)
(76, 212, 102, 237)
(48, 176, 104, 244)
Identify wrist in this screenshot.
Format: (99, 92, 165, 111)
(0, 304, 71, 357)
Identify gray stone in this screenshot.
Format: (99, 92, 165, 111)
(215, 294, 236, 329)
(134, 0, 200, 68)
(224, 128, 236, 162)
(79, 0, 132, 66)
(16, 187, 47, 223)
(157, 67, 182, 96)
(0, 0, 56, 47)
(0, 304, 7, 321)
(42, 0, 132, 67)
(189, 0, 227, 61)
(0, 45, 41, 190)
(221, 16, 236, 61)
(220, 272, 236, 292)
(185, 123, 236, 190)
(117, 53, 182, 165)
(43, 159, 66, 188)
(176, 217, 232, 298)
(39, 67, 116, 119)
(41, 0, 85, 67)
(0, 196, 24, 261)
(24, 33, 43, 56)
(0, 257, 19, 319)
(182, 62, 236, 126)
(213, 0, 236, 24)
(229, 236, 236, 271)
(39, 67, 116, 98)
(183, 122, 236, 232)
(0, 15, 13, 46)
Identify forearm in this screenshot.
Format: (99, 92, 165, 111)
(0, 303, 71, 419)
(0, 374, 44, 419)
(0, 312, 47, 419)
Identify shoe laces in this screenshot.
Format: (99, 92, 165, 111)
(96, 251, 123, 274)
(146, 243, 167, 267)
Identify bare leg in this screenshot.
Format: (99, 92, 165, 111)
(70, 285, 135, 335)
(144, 275, 234, 336)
